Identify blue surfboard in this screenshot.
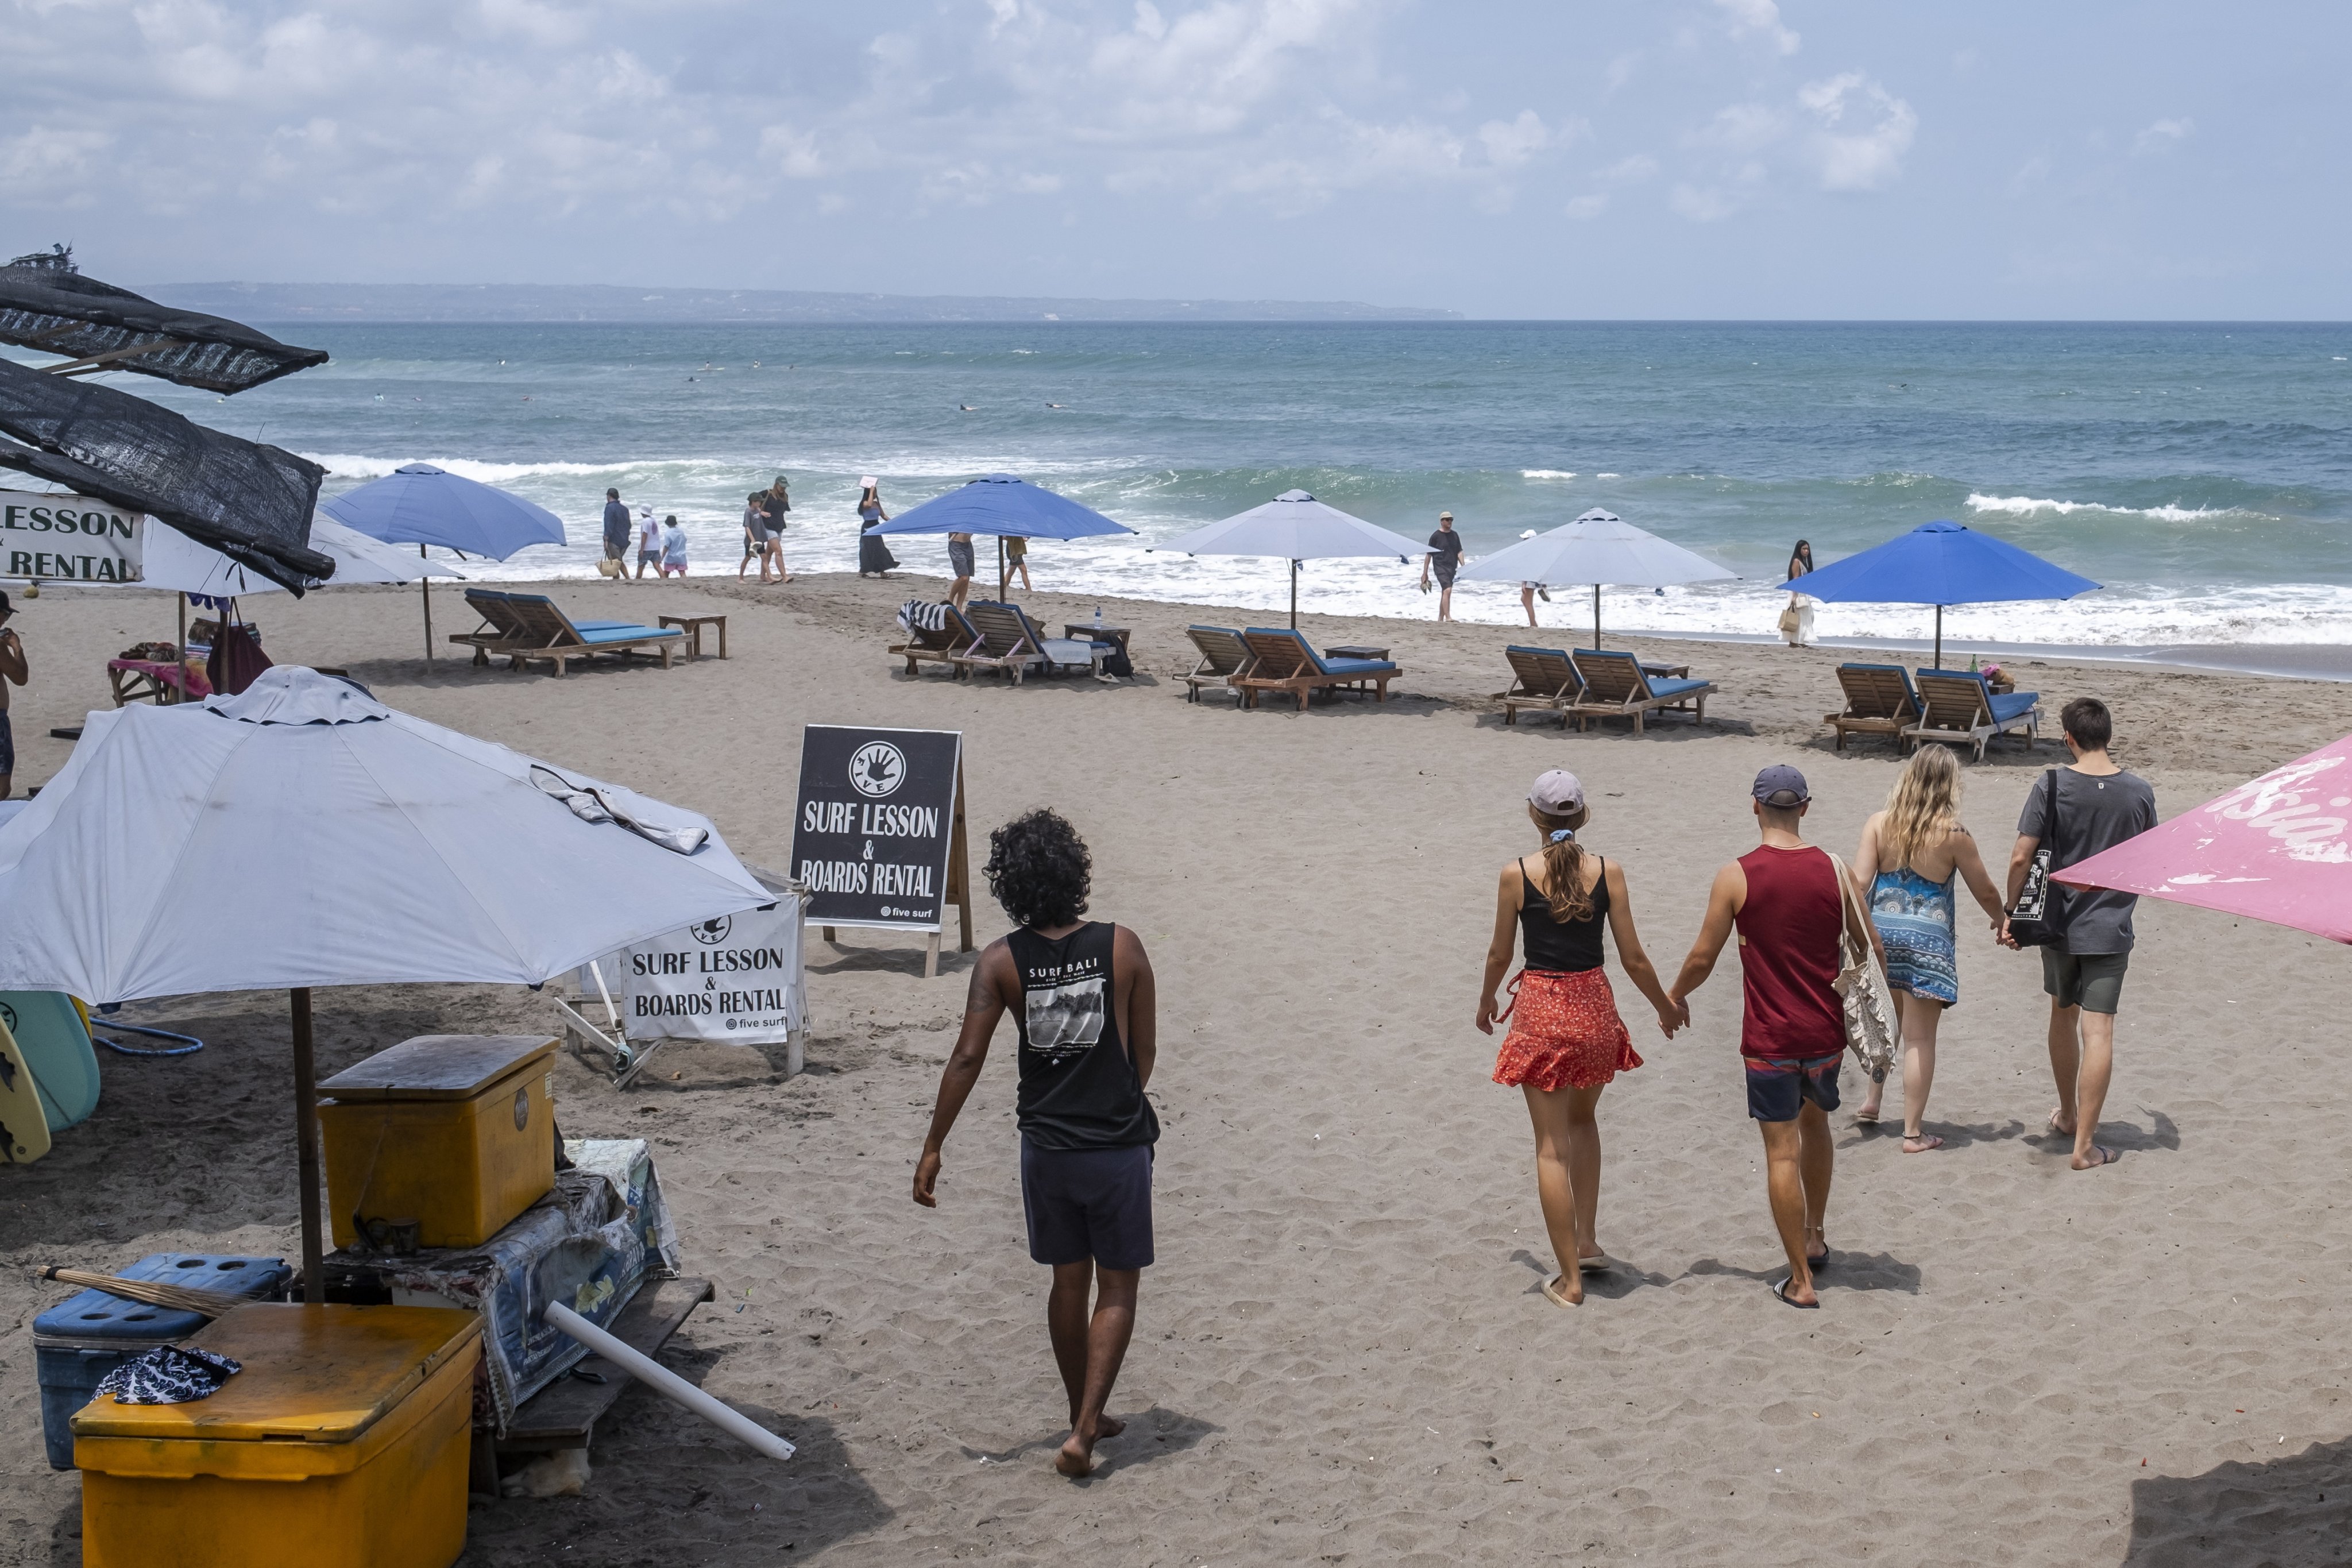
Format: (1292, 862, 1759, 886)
(0, 993, 99, 1131)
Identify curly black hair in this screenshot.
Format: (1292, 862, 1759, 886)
(984, 808, 1091, 929)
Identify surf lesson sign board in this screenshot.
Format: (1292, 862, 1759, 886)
(789, 724, 972, 977)
(0, 491, 144, 584)
(614, 899, 808, 1046)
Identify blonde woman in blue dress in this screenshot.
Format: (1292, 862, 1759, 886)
(1847, 745, 2008, 1151)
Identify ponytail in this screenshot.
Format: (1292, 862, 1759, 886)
(1532, 806, 1595, 922)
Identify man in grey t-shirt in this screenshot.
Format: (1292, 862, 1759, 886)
(2002, 696, 2157, 1171)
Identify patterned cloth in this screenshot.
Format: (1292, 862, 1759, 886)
(897, 600, 952, 634)
(94, 1344, 241, 1405)
(1870, 866, 1959, 1006)
(1490, 967, 1643, 1092)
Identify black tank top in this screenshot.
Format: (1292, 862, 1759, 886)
(1519, 859, 1608, 974)
(1006, 922, 1158, 1150)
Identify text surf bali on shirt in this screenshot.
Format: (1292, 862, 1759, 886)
(1022, 951, 1109, 1064)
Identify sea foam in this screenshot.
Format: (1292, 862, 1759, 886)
(1965, 493, 2250, 523)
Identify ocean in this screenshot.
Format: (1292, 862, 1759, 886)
(122, 320, 2352, 654)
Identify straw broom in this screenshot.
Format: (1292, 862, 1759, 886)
(39, 1266, 256, 1318)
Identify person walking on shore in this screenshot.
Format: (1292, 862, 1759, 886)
(858, 479, 898, 579)
(2003, 697, 2156, 1171)
(601, 488, 632, 577)
(947, 531, 976, 611)
(1422, 511, 1463, 622)
(1669, 766, 1876, 1308)
(1477, 769, 1682, 1308)
(1847, 746, 2010, 1149)
(634, 507, 661, 581)
(914, 809, 1160, 1478)
(739, 492, 770, 582)
(0, 593, 27, 799)
(760, 476, 791, 582)
(1005, 535, 1033, 594)
(1782, 539, 1816, 646)
(658, 514, 689, 577)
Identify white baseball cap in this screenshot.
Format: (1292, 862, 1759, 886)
(1529, 769, 1586, 815)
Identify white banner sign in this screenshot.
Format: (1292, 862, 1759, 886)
(613, 901, 805, 1045)
(0, 491, 144, 583)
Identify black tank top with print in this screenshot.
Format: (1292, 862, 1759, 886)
(1006, 922, 1158, 1151)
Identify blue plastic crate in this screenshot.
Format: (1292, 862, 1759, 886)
(32, 1252, 289, 1469)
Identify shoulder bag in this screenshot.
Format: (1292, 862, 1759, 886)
(2006, 768, 2067, 948)
(1825, 850, 1898, 1079)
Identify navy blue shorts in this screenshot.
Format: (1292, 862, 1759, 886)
(1019, 1139, 1154, 1270)
(1744, 1055, 1843, 1122)
(0, 709, 13, 777)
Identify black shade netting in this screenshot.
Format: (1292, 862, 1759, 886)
(0, 249, 327, 395)
(0, 358, 332, 592)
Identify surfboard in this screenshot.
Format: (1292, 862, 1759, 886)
(0, 1015, 52, 1164)
(0, 993, 99, 1131)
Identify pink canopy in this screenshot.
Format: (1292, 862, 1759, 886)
(2054, 735, 2352, 944)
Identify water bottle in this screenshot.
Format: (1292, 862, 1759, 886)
(1968, 653, 1980, 673)
(1093, 605, 1103, 630)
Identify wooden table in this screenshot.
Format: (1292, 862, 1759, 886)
(1064, 623, 1132, 652)
(106, 658, 204, 706)
(1641, 661, 1689, 680)
(1324, 643, 1389, 662)
(658, 614, 728, 661)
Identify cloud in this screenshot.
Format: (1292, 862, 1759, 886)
(1478, 110, 1554, 169)
(2134, 117, 2195, 156)
(1797, 72, 1916, 190)
(1714, 0, 1800, 56)
(1564, 193, 1608, 220)
(1670, 183, 1744, 222)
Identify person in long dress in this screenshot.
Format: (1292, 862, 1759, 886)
(1783, 539, 1817, 646)
(857, 479, 898, 579)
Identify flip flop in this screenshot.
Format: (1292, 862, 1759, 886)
(1772, 1277, 1820, 1310)
(2045, 1111, 2075, 1138)
(1577, 1253, 1614, 1274)
(1541, 1275, 1582, 1309)
(1902, 1134, 1945, 1154)
(1853, 1110, 1881, 1126)
(1805, 1250, 1830, 1272)
(2078, 1144, 2118, 1168)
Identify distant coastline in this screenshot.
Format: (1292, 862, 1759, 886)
(142, 281, 1461, 325)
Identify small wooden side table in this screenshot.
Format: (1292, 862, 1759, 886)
(658, 614, 728, 661)
(1064, 623, 1132, 653)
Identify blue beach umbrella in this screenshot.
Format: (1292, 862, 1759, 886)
(868, 473, 1134, 593)
(321, 462, 567, 662)
(1793, 519, 2101, 668)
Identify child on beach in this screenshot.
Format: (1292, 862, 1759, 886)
(658, 515, 688, 577)
(1669, 766, 1879, 1308)
(914, 810, 1160, 1477)
(1847, 746, 2009, 1150)
(634, 507, 661, 580)
(1477, 769, 1681, 1308)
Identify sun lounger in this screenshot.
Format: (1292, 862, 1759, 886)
(1907, 669, 2041, 761)
(1181, 626, 1256, 705)
(1824, 663, 1922, 751)
(1495, 646, 1582, 727)
(890, 603, 979, 676)
(1565, 649, 1715, 735)
(1231, 628, 1400, 710)
(954, 600, 1106, 685)
(450, 589, 685, 675)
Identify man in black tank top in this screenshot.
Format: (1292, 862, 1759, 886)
(914, 810, 1160, 1477)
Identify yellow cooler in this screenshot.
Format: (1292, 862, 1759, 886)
(317, 1034, 558, 1250)
(73, 1304, 484, 1568)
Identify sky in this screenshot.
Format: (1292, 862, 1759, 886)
(5, 0, 2347, 318)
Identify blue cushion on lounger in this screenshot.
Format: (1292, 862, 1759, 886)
(1648, 677, 1710, 700)
(1319, 657, 1396, 675)
(576, 624, 680, 645)
(1990, 690, 2039, 722)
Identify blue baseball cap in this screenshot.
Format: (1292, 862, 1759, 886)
(1752, 764, 1809, 808)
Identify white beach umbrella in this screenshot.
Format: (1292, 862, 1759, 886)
(1459, 508, 1736, 646)
(1156, 489, 1428, 627)
(0, 667, 772, 1293)
(139, 513, 466, 597)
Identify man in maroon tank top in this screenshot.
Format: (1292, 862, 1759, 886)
(1669, 766, 1876, 1308)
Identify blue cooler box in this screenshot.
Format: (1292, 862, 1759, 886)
(33, 1252, 290, 1469)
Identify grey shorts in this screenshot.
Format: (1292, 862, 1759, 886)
(948, 539, 976, 578)
(2043, 949, 2128, 1015)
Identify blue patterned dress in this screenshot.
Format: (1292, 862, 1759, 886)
(1869, 866, 1959, 1005)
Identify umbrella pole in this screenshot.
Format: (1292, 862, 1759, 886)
(174, 596, 187, 706)
(290, 987, 324, 1303)
(1934, 605, 1943, 671)
(1291, 559, 1299, 631)
(421, 545, 433, 665)
(1593, 585, 1602, 650)
(997, 537, 1007, 601)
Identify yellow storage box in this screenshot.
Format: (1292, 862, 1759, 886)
(318, 1034, 558, 1250)
(73, 1303, 484, 1568)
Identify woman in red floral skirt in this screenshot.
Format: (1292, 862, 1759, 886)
(1477, 769, 1685, 1307)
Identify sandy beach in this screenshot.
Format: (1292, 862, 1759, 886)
(3, 572, 2350, 1567)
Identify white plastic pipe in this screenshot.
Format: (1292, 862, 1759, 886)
(543, 1300, 795, 1461)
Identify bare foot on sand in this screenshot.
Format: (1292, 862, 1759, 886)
(1055, 1415, 1122, 1476)
(2071, 1144, 2117, 1171)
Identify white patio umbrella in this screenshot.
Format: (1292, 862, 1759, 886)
(1460, 508, 1736, 646)
(0, 667, 773, 1296)
(1156, 489, 1428, 628)
(140, 513, 466, 597)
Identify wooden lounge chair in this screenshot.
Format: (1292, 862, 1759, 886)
(449, 590, 685, 676)
(1181, 626, 1256, 705)
(890, 603, 979, 677)
(1231, 628, 1400, 710)
(1565, 649, 1715, 735)
(1494, 646, 1582, 727)
(953, 601, 1106, 685)
(1824, 663, 1922, 752)
(1907, 670, 2041, 762)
